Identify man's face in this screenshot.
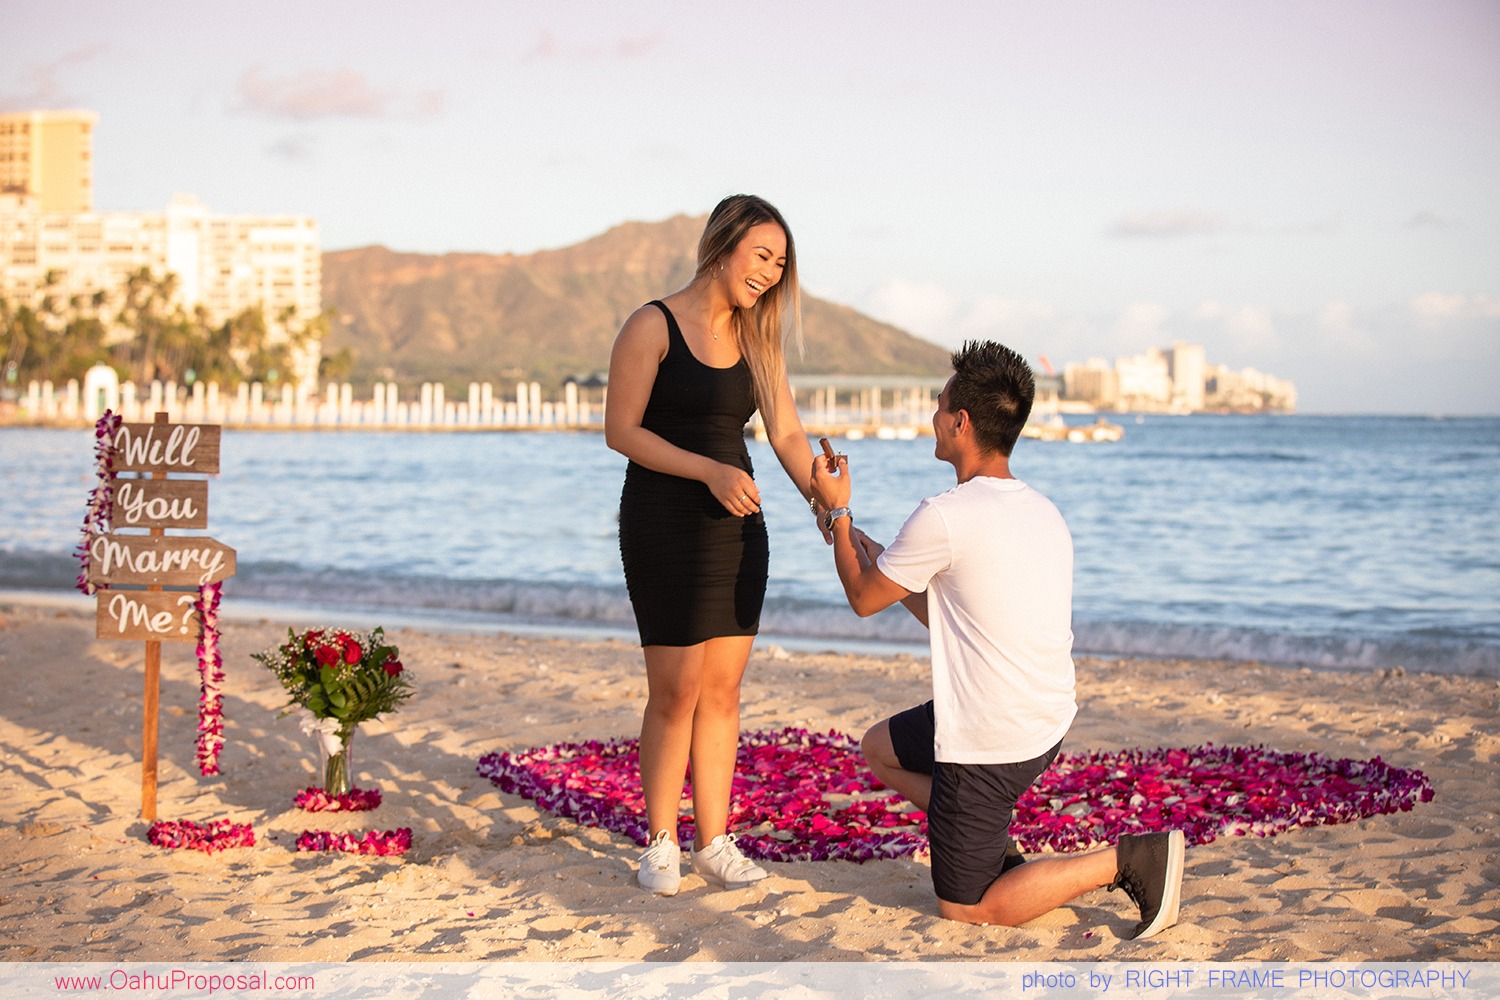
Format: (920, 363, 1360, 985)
(932, 376, 959, 463)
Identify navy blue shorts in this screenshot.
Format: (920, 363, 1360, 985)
(887, 701, 1062, 906)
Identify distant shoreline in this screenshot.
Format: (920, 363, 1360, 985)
(7, 409, 1494, 431)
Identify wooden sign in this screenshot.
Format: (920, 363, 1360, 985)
(89, 412, 235, 821)
(87, 534, 236, 587)
(97, 590, 202, 642)
(109, 479, 210, 529)
(111, 422, 221, 474)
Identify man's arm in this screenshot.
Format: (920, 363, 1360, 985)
(852, 529, 929, 627)
(810, 456, 921, 619)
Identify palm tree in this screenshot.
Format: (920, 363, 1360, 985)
(115, 267, 183, 383)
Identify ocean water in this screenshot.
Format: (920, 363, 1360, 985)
(2, 415, 1497, 677)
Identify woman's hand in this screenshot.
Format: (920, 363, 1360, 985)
(705, 462, 761, 516)
(851, 528, 884, 567)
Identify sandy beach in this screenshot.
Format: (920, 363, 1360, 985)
(0, 599, 1496, 964)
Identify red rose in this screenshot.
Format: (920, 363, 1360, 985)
(383, 658, 403, 676)
(314, 645, 340, 667)
(342, 641, 362, 665)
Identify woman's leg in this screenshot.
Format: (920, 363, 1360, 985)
(687, 634, 755, 848)
(638, 643, 707, 841)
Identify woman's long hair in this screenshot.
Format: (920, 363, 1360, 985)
(695, 194, 802, 430)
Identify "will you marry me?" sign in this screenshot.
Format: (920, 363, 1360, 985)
(90, 417, 235, 640)
(87, 412, 236, 820)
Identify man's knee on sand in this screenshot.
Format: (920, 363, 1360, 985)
(860, 718, 899, 773)
(937, 894, 1017, 926)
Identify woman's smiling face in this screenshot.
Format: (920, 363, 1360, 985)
(720, 222, 787, 308)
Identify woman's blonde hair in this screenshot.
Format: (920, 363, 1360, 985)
(695, 194, 802, 429)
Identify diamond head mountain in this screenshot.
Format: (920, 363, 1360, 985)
(321, 214, 951, 390)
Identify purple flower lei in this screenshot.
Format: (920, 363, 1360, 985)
(75, 410, 122, 595)
(477, 727, 1434, 863)
(194, 582, 225, 775)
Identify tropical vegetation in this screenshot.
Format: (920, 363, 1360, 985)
(1, 266, 327, 391)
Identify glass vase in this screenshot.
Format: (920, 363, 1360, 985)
(319, 726, 357, 794)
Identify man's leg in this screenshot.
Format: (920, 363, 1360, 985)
(861, 716, 932, 809)
(939, 834, 1186, 939)
(937, 846, 1117, 926)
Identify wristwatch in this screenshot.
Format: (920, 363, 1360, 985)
(823, 506, 852, 530)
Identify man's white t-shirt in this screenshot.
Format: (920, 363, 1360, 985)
(876, 476, 1076, 764)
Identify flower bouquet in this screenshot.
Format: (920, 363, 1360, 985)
(254, 627, 413, 793)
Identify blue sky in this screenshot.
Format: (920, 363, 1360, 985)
(5, 1, 1497, 413)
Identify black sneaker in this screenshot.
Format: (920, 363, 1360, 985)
(1000, 839, 1028, 875)
(1109, 830, 1185, 940)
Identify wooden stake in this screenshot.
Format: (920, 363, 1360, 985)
(141, 411, 168, 820)
(142, 639, 160, 820)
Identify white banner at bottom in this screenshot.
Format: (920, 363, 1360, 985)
(5, 961, 1492, 999)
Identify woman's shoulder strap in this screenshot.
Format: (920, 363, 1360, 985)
(646, 300, 683, 344)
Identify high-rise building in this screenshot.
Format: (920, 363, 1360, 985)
(0, 110, 98, 213)
(0, 109, 323, 389)
(1063, 357, 1119, 408)
(1166, 341, 1206, 412)
(0, 193, 319, 333)
(1115, 347, 1173, 408)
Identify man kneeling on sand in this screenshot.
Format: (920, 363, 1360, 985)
(809, 340, 1185, 939)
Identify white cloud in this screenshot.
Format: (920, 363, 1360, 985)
(1223, 304, 1279, 353)
(0, 45, 107, 110)
(237, 67, 443, 122)
(1410, 291, 1484, 324)
(863, 279, 961, 344)
(1410, 291, 1467, 322)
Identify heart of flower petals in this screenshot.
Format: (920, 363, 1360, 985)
(477, 728, 1433, 862)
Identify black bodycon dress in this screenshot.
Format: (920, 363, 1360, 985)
(618, 300, 769, 647)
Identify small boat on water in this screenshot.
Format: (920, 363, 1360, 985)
(1022, 415, 1124, 443)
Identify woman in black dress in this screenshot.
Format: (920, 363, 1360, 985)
(605, 195, 827, 895)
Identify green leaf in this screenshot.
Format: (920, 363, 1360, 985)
(328, 691, 347, 708)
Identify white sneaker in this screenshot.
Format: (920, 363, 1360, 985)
(689, 834, 768, 889)
(637, 830, 681, 896)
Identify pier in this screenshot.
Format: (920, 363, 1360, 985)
(4, 368, 1098, 440)
(5, 369, 948, 434)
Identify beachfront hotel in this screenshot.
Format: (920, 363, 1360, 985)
(1063, 343, 1296, 414)
(0, 109, 98, 213)
(0, 110, 322, 385)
